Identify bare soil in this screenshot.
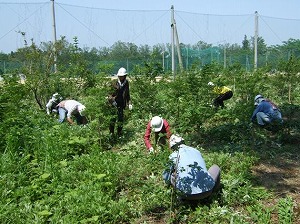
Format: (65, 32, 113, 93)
(251, 109, 300, 223)
(253, 155, 300, 224)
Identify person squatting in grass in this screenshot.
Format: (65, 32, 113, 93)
(163, 134, 221, 201)
(107, 67, 133, 137)
(45, 92, 63, 115)
(251, 94, 283, 127)
(208, 81, 233, 109)
(144, 116, 172, 153)
(57, 99, 87, 125)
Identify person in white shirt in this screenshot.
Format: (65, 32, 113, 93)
(45, 93, 63, 115)
(57, 100, 86, 125)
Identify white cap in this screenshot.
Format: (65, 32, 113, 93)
(208, 81, 214, 86)
(52, 92, 62, 101)
(150, 116, 163, 132)
(254, 94, 264, 105)
(78, 105, 86, 115)
(170, 134, 184, 149)
(117, 67, 127, 77)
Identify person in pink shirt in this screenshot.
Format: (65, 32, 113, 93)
(143, 116, 172, 153)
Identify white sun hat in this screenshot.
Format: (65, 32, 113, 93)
(150, 116, 163, 132)
(117, 67, 127, 76)
(169, 134, 184, 149)
(78, 105, 86, 116)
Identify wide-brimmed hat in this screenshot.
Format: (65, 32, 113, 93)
(78, 105, 86, 116)
(150, 116, 163, 132)
(117, 67, 127, 77)
(169, 134, 184, 149)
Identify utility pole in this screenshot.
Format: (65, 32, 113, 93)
(174, 23, 183, 72)
(171, 5, 183, 78)
(254, 11, 258, 70)
(51, 0, 57, 73)
(171, 5, 175, 77)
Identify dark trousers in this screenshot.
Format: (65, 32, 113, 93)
(109, 107, 124, 136)
(74, 114, 88, 125)
(213, 91, 233, 108)
(154, 133, 168, 148)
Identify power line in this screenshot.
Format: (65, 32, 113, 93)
(260, 15, 283, 44)
(175, 11, 204, 42)
(0, 2, 48, 41)
(55, 2, 110, 46)
(131, 11, 169, 43)
(56, 2, 168, 12)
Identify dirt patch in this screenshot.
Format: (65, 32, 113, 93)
(252, 150, 300, 223)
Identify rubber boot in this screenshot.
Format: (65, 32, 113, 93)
(117, 126, 123, 137)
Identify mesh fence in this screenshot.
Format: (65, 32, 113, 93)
(1, 2, 300, 72)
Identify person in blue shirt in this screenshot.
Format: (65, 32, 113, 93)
(251, 94, 283, 126)
(163, 134, 221, 200)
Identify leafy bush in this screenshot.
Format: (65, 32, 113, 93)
(0, 55, 299, 223)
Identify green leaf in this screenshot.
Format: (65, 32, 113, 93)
(40, 173, 51, 179)
(94, 173, 106, 179)
(103, 182, 113, 186)
(68, 136, 87, 145)
(38, 210, 52, 216)
(60, 160, 68, 167)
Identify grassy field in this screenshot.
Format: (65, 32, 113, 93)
(0, 74, 299, 223)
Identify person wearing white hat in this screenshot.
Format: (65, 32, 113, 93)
(208, 81, 233, 109)
(163, 134, 221, 201)
(108, 67, 132, 137)
(143, 116, 172, 153)
(251, 94, 282, 126)
(45, 92, 63, 115)
(57, 99, 87, 125)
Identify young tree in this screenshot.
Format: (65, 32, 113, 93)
(242, 35, 250, 50)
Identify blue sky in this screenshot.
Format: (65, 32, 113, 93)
(1, 0, 300, 53)
(34, 0, 300, 18)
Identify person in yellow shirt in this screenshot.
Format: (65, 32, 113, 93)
(208, 82, 233, 109)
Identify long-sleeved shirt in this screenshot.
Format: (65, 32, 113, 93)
(46, 94, 62, 115)
(143, 119, 171, 150)
(109, 79, 131, 109)
(46, 98, 57, 115)
(213, 86, 231, 95)
(251, 100, 277, 121)
(163, 144, 215, 195)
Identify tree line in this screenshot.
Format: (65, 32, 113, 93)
(0, 35, 300, 76)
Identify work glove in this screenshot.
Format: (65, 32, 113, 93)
(128, 104, 133, 110)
